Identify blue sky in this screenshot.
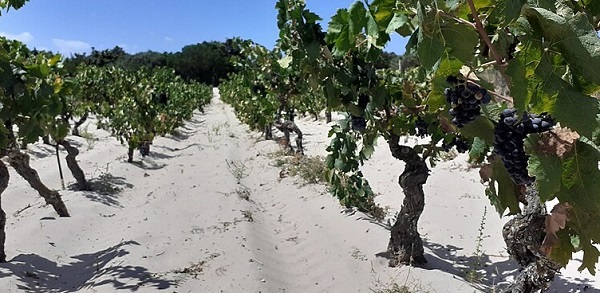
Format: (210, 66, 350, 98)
(0, 0, 407, 56)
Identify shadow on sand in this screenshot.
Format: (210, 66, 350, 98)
(69, 174, 134, 207)
(361, 212, 595, 292)
(0, 240, 175, 292)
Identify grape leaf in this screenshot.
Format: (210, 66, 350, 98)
(526, 152, 561, 202)
(555, 141, 600, 274)
(459, 115, 495, 146)
(523, 6, 600, 86)
(548, 228, 576, 267)
(541, 202, 571, 256)
(505, 55, 528, 113)
(416, 3, 444, 68)
(469, 137, 487, 162)
(537, 126, 580, 157)
(349, 2, 368, 38)
(386, 13, 409, 35)
(440, 21, 479, 64)
(532, 53, 598, 138)
(481, 158, 521, 216)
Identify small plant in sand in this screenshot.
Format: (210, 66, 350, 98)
(240, 210, 254, 222)
(80, 124, 98, 150)
(465, 207, 488, 283)
(235, 186, 251, 201)
(274, 152, 328, 185)
(225, 159, 250, 183)
(89, 163, 126, 195)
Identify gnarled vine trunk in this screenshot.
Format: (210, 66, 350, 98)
(386, 133, 429, 266)
(57, 139, 90, 191)
(502, 185, 561, 293)
(264, 124, 273, 140)
(7, 151, 70, 217)
(0, 160, 9, 262)
(72, 112, 89, 137)
(274, 120, 304, 155)
(127, 146, 135, 163)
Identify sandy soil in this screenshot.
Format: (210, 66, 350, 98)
(0, 89, 597, 292)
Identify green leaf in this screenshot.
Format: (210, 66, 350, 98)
(578, 238, 600, 274)
(459, 116, 496, 146)
(548, 228, 575, 267)
(440, 21, 479, 64)
(361, 144, 375, 159)
(525, 135, 562, 202)
(468, 137, 487, 162)
(417, 33, 444, 68)
(278, 55, 292, 68)
(386, 13, 408, 34)
(348, 2, 367, 38)
(486, 158, 521, 216)
(534, 54, 599, 138)
(523, 7, 600, 86)
(505, 56, 528, 112)
(554, 141, 600, 274)
(415, 3, 444, 68)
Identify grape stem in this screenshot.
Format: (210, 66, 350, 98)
(486, 89, 513, 104)
(438, 10, 475, 28)
(466, 0, 504, 67)
(465, 78, 514, 104)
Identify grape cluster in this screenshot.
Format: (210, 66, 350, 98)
(351, 116, 366, 131)
(442, 135, 470, 153)
(139, 142, 151, 157)
(415, 117, 428, 137)
(158, 92, 168, 105)
(252, 84, 266, 95)
(351, 94, 370, 131)
(445, 76, 492, 127)
(494, 109, 554, 185)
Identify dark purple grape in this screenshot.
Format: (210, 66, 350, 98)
(351, 116, 366, 131)
(415, 117, 429, 137)
(445, 76, 493, 128)
(494, 109, 554, 185)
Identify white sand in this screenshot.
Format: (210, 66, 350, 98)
(0, 89, 597, 292)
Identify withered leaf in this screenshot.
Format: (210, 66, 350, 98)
(537, 126, 580, 157)
(540, 202, 572, 256)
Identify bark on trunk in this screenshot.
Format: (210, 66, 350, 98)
(7, 151, 70, 217)
(326, 110, 332, 123)
(127, 146, 135, 163)
(72, 112, 89, 137)
(386, 133, 429, 266)
(264, 124, 273, 140)
(0, 160, 9, 262)
(57, 139, 90, 191)
(274, 120, 304, 155)
(501, 185, 561, 293)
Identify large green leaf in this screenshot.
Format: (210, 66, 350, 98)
(416, 3, 444, 68)
(523, 6, 600, 86)
(525, 135, 562, 202)
(534, 55, 599, 138)
(485, 158, 521, 216)
(440, 21, 479, 64)
(348, 2, 368, 38)
(554, 141, 600, 274)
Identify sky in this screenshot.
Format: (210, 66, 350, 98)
(0, 0, 408, 57)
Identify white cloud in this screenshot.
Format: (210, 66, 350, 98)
(52, 38, 92, 55)
(0, 31, 33, 43)
(164, 36, 174, 42)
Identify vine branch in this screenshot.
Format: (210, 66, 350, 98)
(466, 0, 504, 67)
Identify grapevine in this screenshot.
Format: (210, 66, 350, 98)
(275, 0, 600, 291)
